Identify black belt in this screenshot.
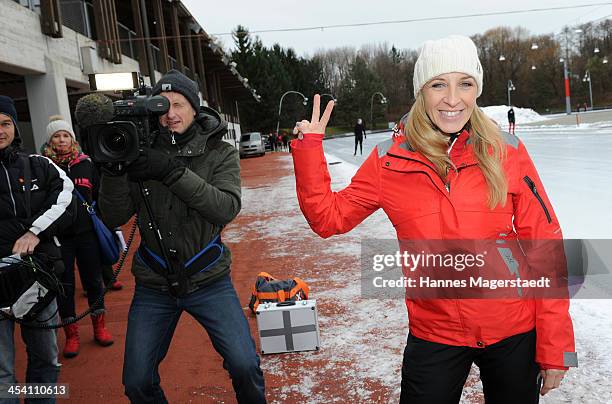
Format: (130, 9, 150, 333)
(136, 235, 224, 279)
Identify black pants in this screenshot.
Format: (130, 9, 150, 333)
(102, 264, 114, 285)
(354, 136, 363, 155)
(58, 231, 105, 318)
(400, 330, 541, 404)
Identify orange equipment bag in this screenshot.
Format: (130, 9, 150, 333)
(248, 272, 309, 314)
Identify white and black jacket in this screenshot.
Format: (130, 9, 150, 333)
(0, 153, 76, 256)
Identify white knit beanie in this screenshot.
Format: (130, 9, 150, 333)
(413, 35, 483, 98)
(46, 115, 75, 142)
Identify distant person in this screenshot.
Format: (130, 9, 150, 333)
(282, 132, 289, 152)
(354, 118, 366, 156)
(287, 133, 295, 153)
(268, 133, 276, 152)
(507, 107, 516, 135)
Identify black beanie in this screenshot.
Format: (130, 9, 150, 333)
(0, 95, 21, 141)
(152, 69, 200, 112)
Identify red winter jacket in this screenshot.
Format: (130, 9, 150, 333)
(291, 130, 576, 369)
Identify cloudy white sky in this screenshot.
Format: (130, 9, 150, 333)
(181, 1, 612, 56)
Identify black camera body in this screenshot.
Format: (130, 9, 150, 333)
(80, 90, 170, 163)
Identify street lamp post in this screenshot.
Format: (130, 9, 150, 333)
(583, 70, 593, 110)
(558, 27, 586, 115)
(560, 58, 572, 115)
(320, 93, 337, 103)
(507, 80, 516, 106)
(370, 92, 387, 132)
(276, 91, 308, 135)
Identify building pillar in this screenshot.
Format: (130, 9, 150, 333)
(24, 56, 71, 151)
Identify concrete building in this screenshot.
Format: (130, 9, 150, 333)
(0, 0, 259, 152)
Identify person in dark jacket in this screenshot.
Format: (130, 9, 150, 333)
(507, 107, 516, 135)
(354, 118, 366, 155)
(0, 96, 75, 402)
(268, 132, 276, 152)
(98, 70, 265, 404)
(42, 116, 113, 358)
(277, 132, 284, 151)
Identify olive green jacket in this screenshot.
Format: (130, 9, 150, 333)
(98, 107, 241, 292)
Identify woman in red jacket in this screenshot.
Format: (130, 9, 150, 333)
(291, 35, 576, 403)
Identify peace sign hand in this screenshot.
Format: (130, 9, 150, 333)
(293, 94, 335, 138)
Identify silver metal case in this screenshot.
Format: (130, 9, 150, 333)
(255, 299, 320, 354)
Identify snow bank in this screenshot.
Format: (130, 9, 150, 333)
(481, 105, 547, 125)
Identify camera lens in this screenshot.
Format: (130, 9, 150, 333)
(100, 128, 129, 156)
(103, 132, 128, 152)
(95, 123, 139, 162)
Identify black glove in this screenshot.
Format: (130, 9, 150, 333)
(126, 148, 185, 182)
(98, 162, 127, 177)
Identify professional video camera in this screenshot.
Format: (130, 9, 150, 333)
(76, 73, 183, 296)
(76, 72, 170, 163)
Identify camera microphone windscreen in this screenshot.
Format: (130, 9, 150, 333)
(75, 93, 115, 129)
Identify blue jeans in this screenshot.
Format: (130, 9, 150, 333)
(123, 276, 266, 403)
(0, 299, 61, 404)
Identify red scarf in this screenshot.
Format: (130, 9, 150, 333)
(42, 141, 81, 166)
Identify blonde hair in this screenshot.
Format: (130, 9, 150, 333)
(404, 93, 507, 208)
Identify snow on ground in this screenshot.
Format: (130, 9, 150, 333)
(481, 105, 548, 126)
(481, 105, 612, 131)
(519, 121, 612, 131)
(233, 120, 612, 402)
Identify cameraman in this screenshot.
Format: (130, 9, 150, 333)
(0, 95, 75, 403)
(98, 70, 265, 403)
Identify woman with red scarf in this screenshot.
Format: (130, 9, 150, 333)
(42, 116, 113, 358)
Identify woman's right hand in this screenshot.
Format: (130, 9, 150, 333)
(293, 94, 335, 138)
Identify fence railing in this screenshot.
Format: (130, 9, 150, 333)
(13, 0, 40, 13)
(117, 22, 137, 59)
(57, 0, 93, 37)
(18, 0, 194, 76)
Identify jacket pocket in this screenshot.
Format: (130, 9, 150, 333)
(381, 170, 441, 222)
(523, 176, 552, 223)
